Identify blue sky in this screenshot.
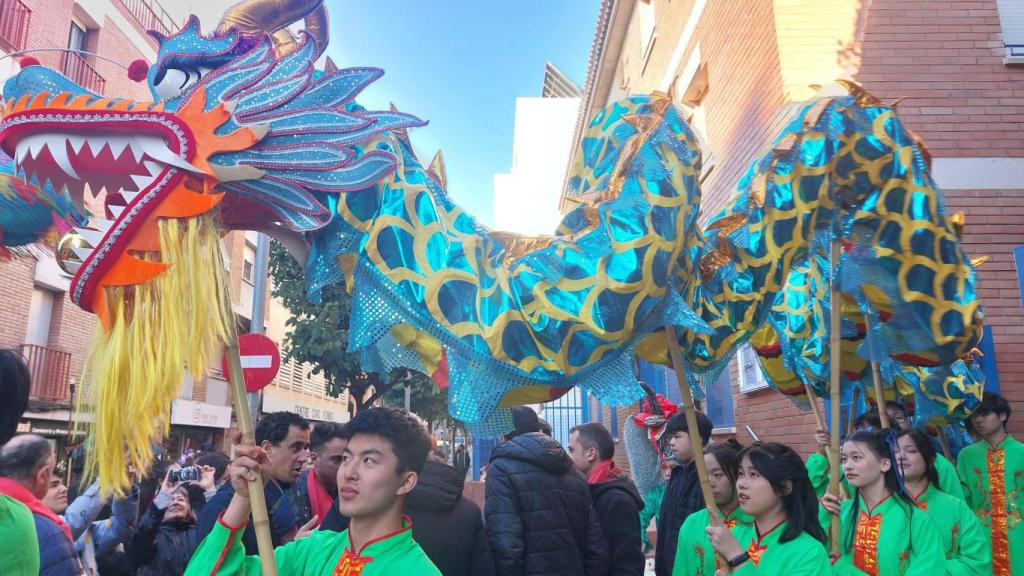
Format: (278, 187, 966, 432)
(325, 2, 601, 227)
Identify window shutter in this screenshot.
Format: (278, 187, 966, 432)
(997, 0, 1024, 56)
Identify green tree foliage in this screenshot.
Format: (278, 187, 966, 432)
(381, 371, 450, 428)
(268, 241, 441, 414)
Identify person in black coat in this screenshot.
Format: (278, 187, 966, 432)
(485, 406, 609, 576)
(654, 410, 714, 576)
(568, 423, 645, 575)
(126, 482, 202, 576)
(320, 455, 494, 576)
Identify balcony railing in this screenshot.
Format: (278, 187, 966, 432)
(63, 52, 105, 94)
(21, 344, 72, 403)
(0, 0, 31, 51)
(117, 0, 176, 38)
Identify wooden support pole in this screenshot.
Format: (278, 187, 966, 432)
(225, 339, 278, 575)
(871, 359, 890, 430)
(828, 240, 842, 558)
(847, 386, 860, 438)
(937, 430, 953, 461)
(805, 382, 846, 499)
(666, 326, 729, 571)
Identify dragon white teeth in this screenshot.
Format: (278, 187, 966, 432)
(139, 139, 200, 172)
(109, 205, 126, 218)
(129, 175, 152, 192)
(71, 247, 93, 261)
(48, 137, 80, 180)
(106, 135, 132, 158)
(27, 135, 47, 159)
(120, 191, 141, 204)
(73, 227, 105, 247)
(67, 134, 87, 154)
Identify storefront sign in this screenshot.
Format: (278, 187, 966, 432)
(170, 400, 233, 429)
(262, 394, 346, 423)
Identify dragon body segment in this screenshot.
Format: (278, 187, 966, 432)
(0, 1, 984, 491)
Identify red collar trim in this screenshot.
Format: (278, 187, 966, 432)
(909, 482, 929, 502)
(988, 435, 1010, 452)
(863, 492, 893, 515)
(754, 517, 786, 543)
(349, 515, 413, 556)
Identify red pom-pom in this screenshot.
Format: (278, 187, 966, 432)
(19, 57, 40, 69)
(127, 59, 149, 82)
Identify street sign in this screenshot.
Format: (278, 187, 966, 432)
(222, 333, 281, 392)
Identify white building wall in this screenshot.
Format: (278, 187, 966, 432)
(493, 96, 580, 235)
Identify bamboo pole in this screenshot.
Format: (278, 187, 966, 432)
(805, 382, 846, 499)
(225, 338, 278, 575)
(666, 326, 729, 571)
(937, 430, 953, 461)
(847, 386, 860, 438)
(871, 359, 890, 430)
(828, 240, 842, 558)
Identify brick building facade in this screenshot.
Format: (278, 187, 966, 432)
(562, 0, 1024, 461)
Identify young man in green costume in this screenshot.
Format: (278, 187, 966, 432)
(185, 407, 441, 575)
(956, 392, 1023, 576)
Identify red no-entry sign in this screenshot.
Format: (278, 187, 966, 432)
(222, 333, 281, 392)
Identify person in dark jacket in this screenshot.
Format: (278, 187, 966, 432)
(485, 406, 609, 576)
(452, 443, 471, 478)
(569, 422, 645, 575)
(0, 434, 80, 576)
(654, 410, 713, 576)
(126, 475, 204, 576)
(196, 411, 310, 554)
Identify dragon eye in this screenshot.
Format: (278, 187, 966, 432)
(153, 66, 211, 100)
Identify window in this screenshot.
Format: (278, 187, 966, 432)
(242, 243, 256, 284)
(639, 359, 680, 405)
(675, 55, 714, 183)
(544, 387, 585, 449)
(996, 0, 1024, 62)
(67, 22, 87, 52)
(737, 344, 768, 392)
(704, 369, 735, 429)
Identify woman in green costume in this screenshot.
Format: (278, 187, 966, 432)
(705, 443, 831, 575)
(821, 430, 944, 576)
(807, 410, 963, 501)
(895, 428, 990, 575)
(673, 441, 753, 575)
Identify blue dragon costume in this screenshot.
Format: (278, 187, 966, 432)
(0, 0, 984, 494)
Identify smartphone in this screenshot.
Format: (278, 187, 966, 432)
(170, 466, 201, 483)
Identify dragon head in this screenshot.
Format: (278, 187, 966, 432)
(0, 0, 422, 327)
(0, 0, 425, 494)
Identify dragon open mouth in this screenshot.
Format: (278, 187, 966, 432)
(12, 131, 193, 217)
(0, 102, 205, 280)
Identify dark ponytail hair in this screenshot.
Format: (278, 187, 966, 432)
(740, 442, 826, 545)
(894, 428, 939, 488)
(705, 439, 744, 486)
(842, 430, 916, 553)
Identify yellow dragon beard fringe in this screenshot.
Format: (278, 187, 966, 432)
(76, 214, 233, 497)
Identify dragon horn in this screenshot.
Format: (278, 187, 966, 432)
(218, 0, 328, 58)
